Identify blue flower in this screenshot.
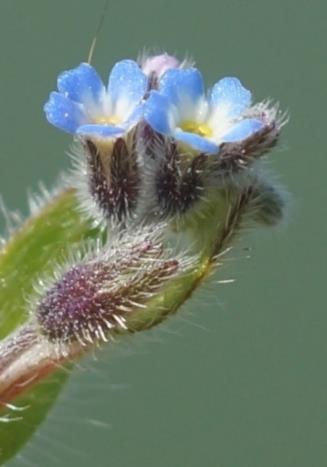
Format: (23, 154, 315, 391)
(144, 68, 264, 154)
(44, 60, 148, 139)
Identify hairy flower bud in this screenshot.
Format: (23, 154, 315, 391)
(80, 136, 141, 223)
(35, 231, 180, 345)
(250, 179, 286, 226)
(141, 53, 181, 89)
(142, 53, 180, 77)
(149, 140, 206, 217)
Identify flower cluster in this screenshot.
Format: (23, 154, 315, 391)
(0, 52, 287, 461)
(44, 54, 272, 152)
(44, 53, 282, 223)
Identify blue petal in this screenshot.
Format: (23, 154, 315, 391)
(44, 92, 87, 134)
(222, 118, 264, 142)
(159, 68, 205, 106)
(144, 91, 173, 135)
(108, 59, 147, 107)
(123, 103, 144, 129)
(57, 63, 104, 104)
(210, 77, 252, 118)
(175, 130, 219, 154)
(76, 124, 125, 139)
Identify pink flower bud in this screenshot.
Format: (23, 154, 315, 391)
(142, 53, 180, 80)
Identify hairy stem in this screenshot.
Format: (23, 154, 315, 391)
(0, 185, 255, 408)
(0, 324, 81, 407)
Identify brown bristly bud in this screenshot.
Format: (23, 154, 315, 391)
(154, 142, 205, 216)
(73, 133, 141, 225)
(138, 134, 208, 219)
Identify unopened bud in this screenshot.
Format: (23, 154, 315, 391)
(142, 53, 180, 76)
(153, 141, 206, 217)
(35, 232, 179, 345)
(141, 53, 180, 89)
(80, 136, 141, 223)
(251, 180, 286, 226)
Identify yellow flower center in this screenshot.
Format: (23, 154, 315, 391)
(94, 115, 121, 126)
(180, 120, 212, 138)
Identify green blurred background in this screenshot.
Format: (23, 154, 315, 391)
(0, 0, 325, 466)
